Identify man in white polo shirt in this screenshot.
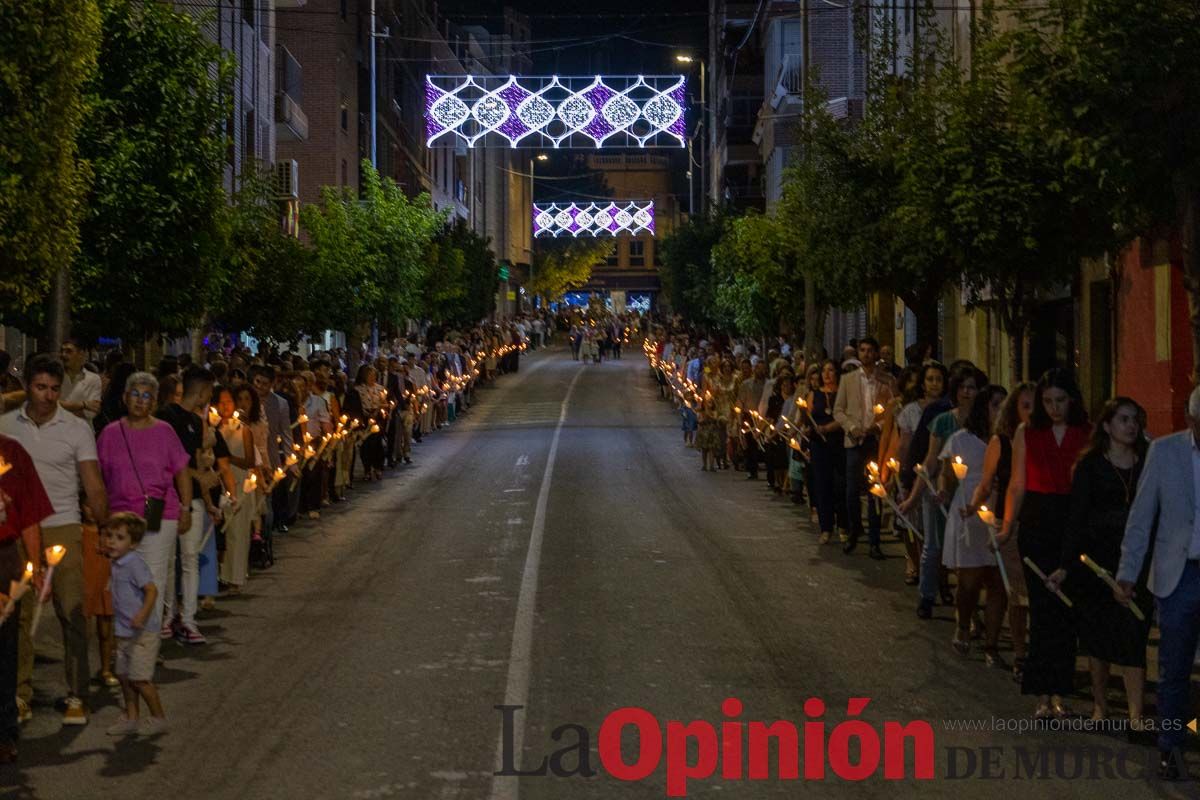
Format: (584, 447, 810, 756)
(0, 355, 108, 727)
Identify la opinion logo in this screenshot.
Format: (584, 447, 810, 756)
(495, 697, 936, 797)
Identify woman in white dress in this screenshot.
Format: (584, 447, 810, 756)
(216, 386, 262, 592)
(941, 384, 1009, 665)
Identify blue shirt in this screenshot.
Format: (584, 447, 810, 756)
(110, 550, 159, 638)
(686, 358, 703, 388)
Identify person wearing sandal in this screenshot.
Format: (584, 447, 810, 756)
(1000, 368, 1090, 721)
(943, 385, 1009, 667)
(1046, 398, 1151, 727)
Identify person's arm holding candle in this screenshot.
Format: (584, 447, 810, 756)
(964, 434, 1002, 519)
(998, 423, 1027, 546)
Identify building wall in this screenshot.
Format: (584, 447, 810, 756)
(276, 0, 360, 205)
(1113, 237, 1192, 435)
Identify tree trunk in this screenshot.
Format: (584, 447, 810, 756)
(1178, 183, 1200, 385)
(803, 274, 822, 357)
(45, 265, 70, 352)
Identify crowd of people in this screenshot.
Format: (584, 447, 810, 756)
(650, 327, 1200, 780)
(0, 320, 534, 761)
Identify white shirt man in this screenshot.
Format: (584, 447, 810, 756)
(58, 340, 100, 423)
(0, 358, 108, 725)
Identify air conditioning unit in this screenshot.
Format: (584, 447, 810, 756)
(275, 159, 299, 198)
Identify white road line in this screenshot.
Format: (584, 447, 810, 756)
(489, 365, 585, 800)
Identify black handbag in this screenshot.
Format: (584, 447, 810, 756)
(120, 422, 165, 532)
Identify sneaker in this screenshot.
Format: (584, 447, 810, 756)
(838, 531, 849, 543)
(160, 617, 178, 640)
(16, 697, 31, 724)
(102, 671, 120, 688)
(818, 532, 831, 545)
(141, 716, 168, 736)
(62, 696, 88, 726)
(106, 716, 139, 737)
(177, 623, 207, 645)
(200, 596, 216, 611)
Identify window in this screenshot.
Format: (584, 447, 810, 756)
(628, 239, 645, 267)
(242, 0, 254, 26)
(340, 101, 349, 132)
(341, 159, 348, 186)
(606, 242, 620, 267)
(339, 0, 347, 20)
(243, 110, 256, 160)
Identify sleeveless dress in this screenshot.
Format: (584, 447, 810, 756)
(1019, 423, 1089, 697)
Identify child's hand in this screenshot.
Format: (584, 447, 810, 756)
(130, 612, 147, 631)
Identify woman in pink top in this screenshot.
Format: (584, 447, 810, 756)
(97, 371, 191, 626)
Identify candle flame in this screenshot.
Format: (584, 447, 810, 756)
(45, 545, 66, 567)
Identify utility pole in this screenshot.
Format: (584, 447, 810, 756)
(368, 0, 388, 354)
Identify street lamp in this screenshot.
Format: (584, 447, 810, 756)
(675, 54, 706, 217)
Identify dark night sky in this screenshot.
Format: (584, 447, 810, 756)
(438, 0, 708, 74)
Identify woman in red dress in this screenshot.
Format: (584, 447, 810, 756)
(999, 368, 1090, 719)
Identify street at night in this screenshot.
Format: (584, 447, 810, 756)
(3, 0, 1200, 796)
(0, 350, 1188, 798)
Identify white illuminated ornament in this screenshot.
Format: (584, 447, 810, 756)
(533, 201, 655, 238)
(425, 74, 687, 148)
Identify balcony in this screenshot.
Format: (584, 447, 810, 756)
(770, 53, 803, 109)
(275, 44, 307, 141)
(276, 91, 309, 141)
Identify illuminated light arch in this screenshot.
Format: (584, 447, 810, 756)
(426, 75, 687, 149)
(533, 201, 655, 237)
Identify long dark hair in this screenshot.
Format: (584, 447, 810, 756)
(897, 365, 922, 405)
(1030, 368, 1088, 429)
(964, 385, 1007, 441)
(994, 381, 1035, 439)
(947, 362, 980, 409)
(919, 362, 949, 400)
(1077, 396, 1147, 466)
(233, 384, 263, 424)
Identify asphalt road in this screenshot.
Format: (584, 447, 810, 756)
(3, 346, 1194, 799)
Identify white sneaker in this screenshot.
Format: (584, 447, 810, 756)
(141, 716, 168, 736)
(106, 716, 138, 736)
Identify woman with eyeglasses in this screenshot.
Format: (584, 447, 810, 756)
(96, 372, 191, 626)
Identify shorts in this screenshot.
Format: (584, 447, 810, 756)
(115, 629, 161, 682)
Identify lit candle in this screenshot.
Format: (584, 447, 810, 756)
(285, 453, 298, 467)
(242, 473, 258, 494)
(977, 505, 996, 527)
(273, 467, 286, 482)
(207, 407, 220, 426)
(951, 456, 968, 480)
(873, 403, 885, 416)
(886, 457, 900, 472)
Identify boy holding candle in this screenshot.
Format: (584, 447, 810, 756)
(102, 512, 168, 736)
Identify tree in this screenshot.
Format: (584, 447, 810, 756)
(70, 0, 232, 344)
(0, 0, 99, 317)
(527, 238, 611, 301)
(302, 160, 444, 348)
(1004, 0, 1200, 377)
(422, 221, 499, 327)
(945, 7, 1111, 382)
(659, 211, 728, 326)
(211, 170, 317, 345)
(711, 212, 791, 339)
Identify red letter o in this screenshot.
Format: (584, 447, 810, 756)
(599, 707, 663, 781)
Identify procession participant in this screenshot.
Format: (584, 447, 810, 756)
(0, 433, 53, 761)
(965, 382, 1035, 681)
(1, 356, 108, 726)
(832, 336, 892, 559)
(808, 361, 847, 545)
(1046, 397, 1150, 725)
(999, 368, 1090, 720)
(1116, 385, 1200, 780)
(942, 385, 1008, 666)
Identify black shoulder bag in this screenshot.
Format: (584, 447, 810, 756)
(120, 422, 165, 532)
